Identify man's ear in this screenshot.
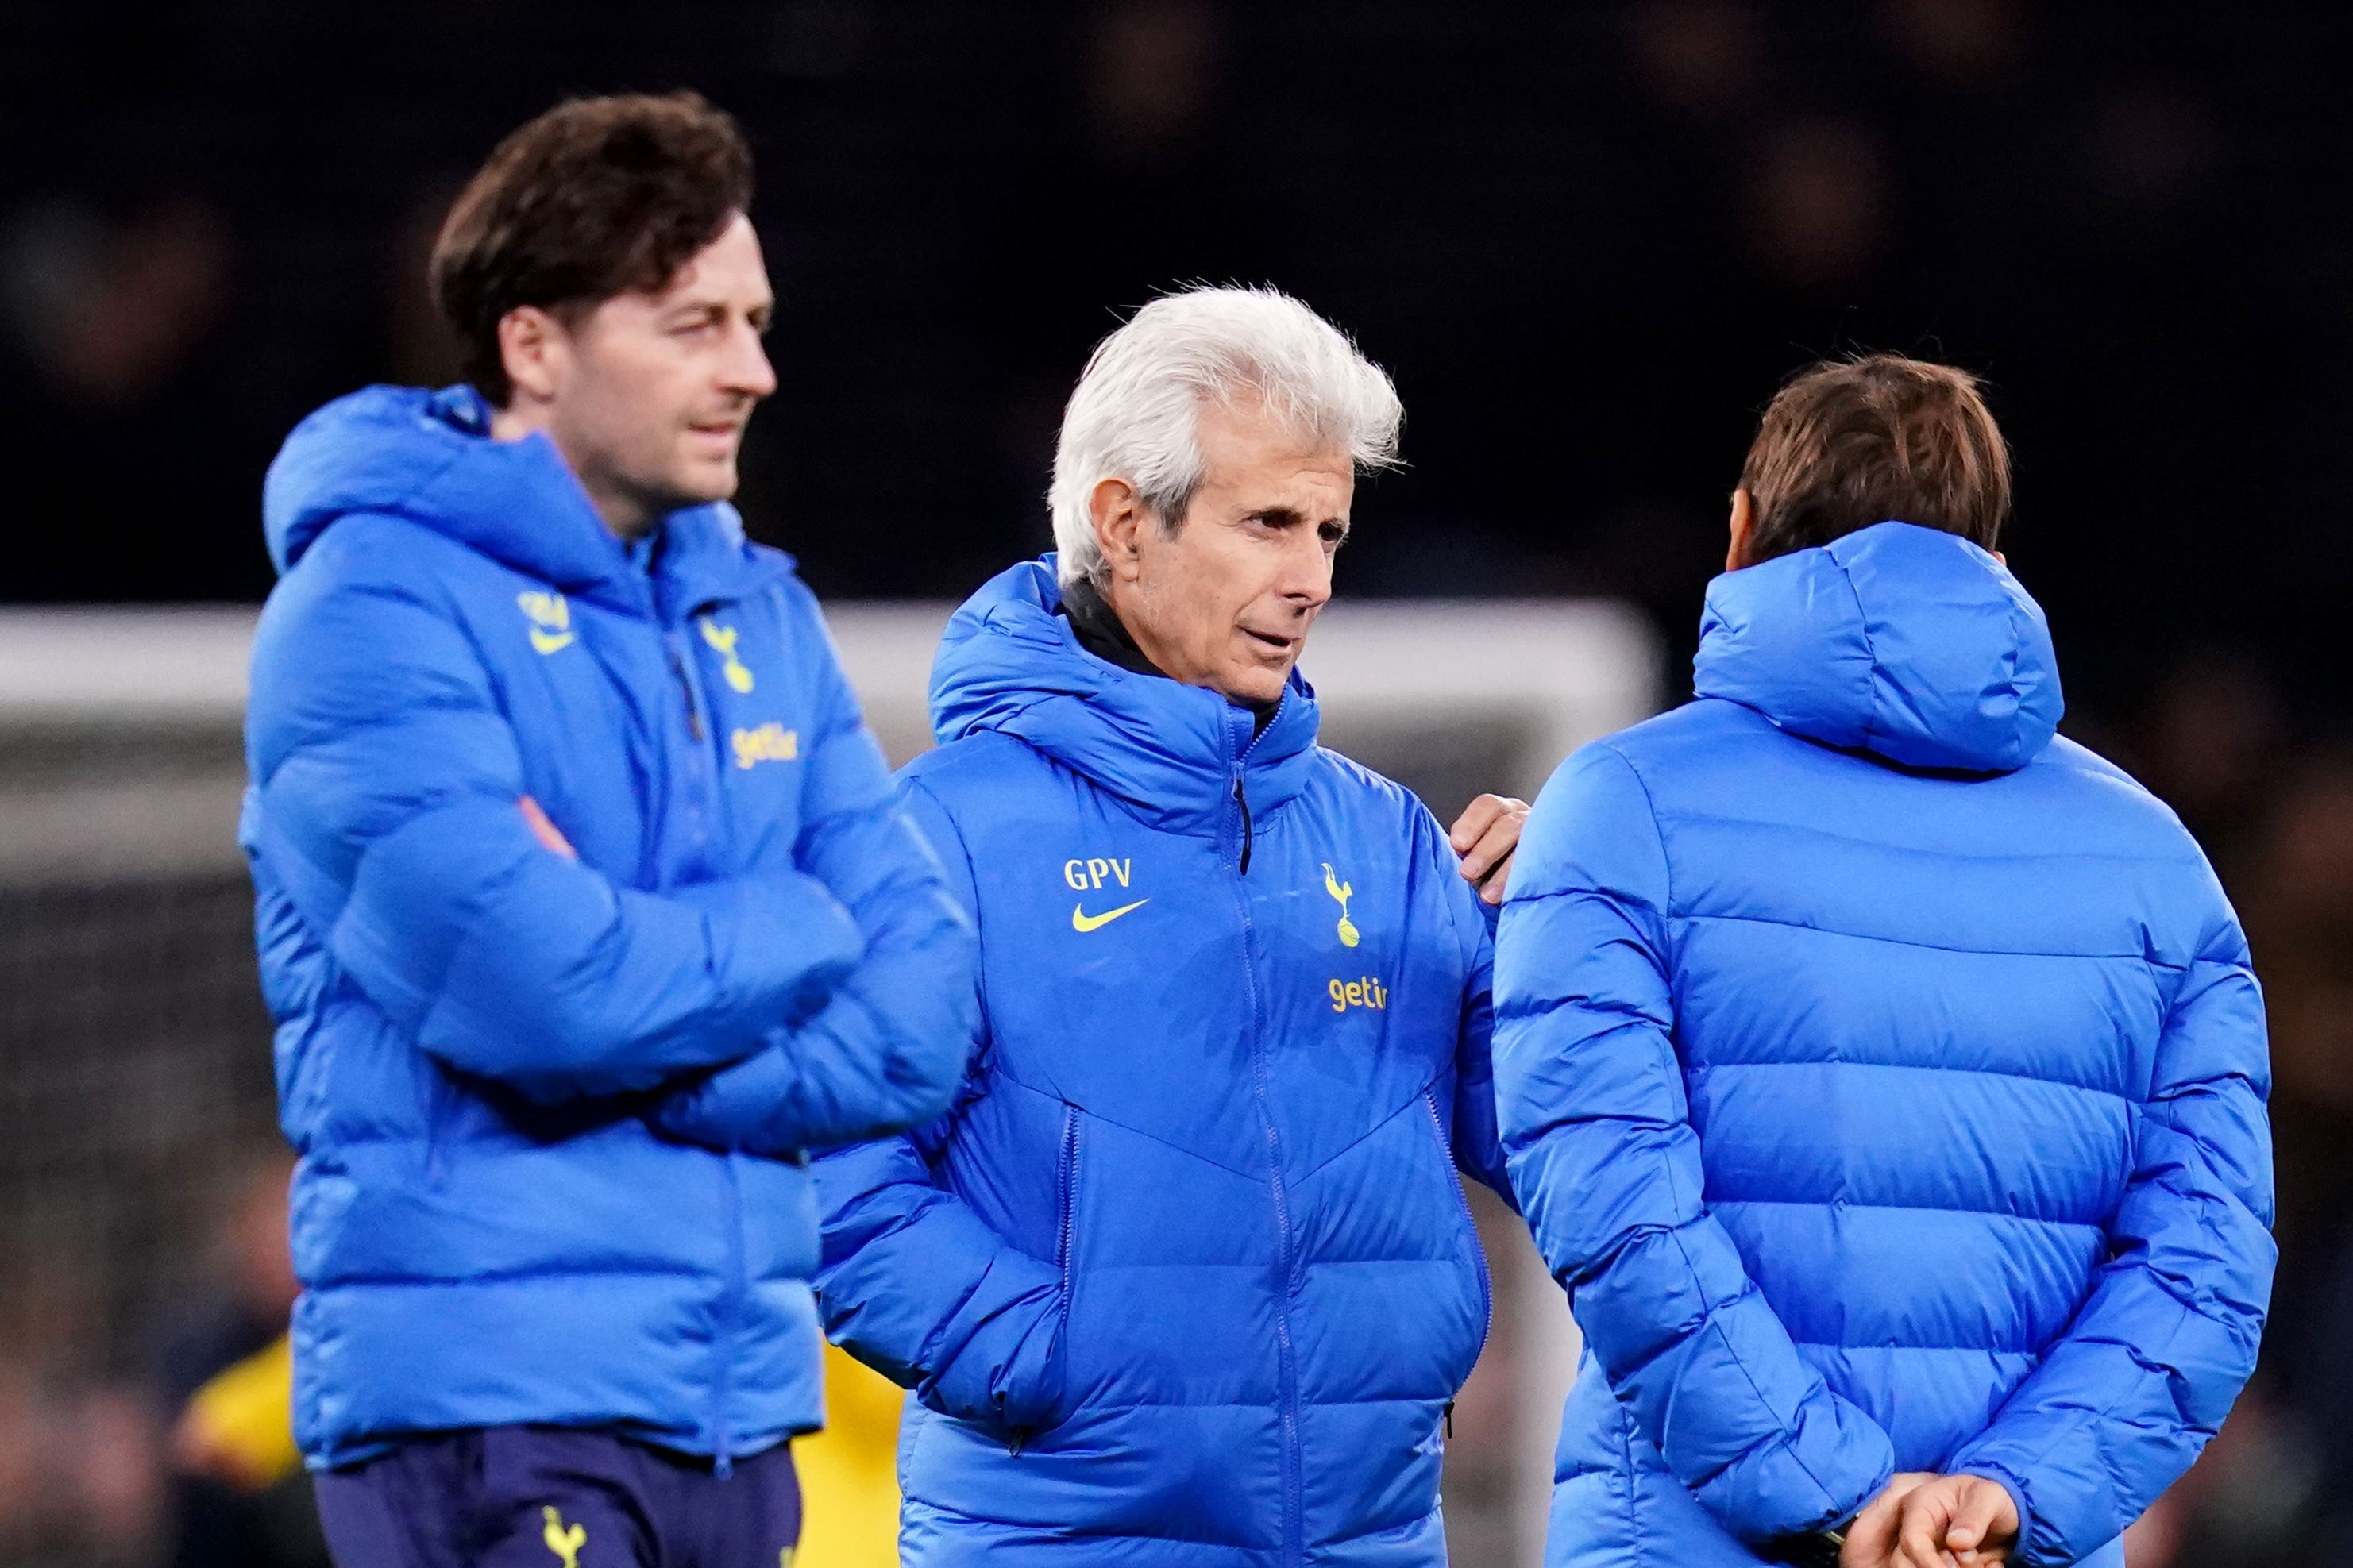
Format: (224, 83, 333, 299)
(1090, 477, 1149, 585)
(1726, 487, 1756, 572)
(496, 306, 565, 405)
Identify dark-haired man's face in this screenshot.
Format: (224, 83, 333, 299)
(496, 213, 776, 536)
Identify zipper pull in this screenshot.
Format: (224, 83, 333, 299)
(1234, 777, 1254, 875)
(1443, 1399, 1455, 1439)
(669, 649, 704, 742)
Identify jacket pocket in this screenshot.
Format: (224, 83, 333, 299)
(1424, 1088, 1493, 1364)
(1008, 1103, 1082, 1454)
(1055, 1103, 1082, 1285)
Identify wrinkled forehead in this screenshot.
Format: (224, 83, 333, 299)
(641, 213, 773, 310)
(1194, 391, 1355, 494)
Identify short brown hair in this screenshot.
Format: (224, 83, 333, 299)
(430, 91, 754, 405)
(1738, 354, 2011, 564)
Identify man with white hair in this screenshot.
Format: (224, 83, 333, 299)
(810, 285, 1526, 1564)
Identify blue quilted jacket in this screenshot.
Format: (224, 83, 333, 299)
(243, 384, 974, 1467)
(1494, 523, 2273, 1568)
(812, 558, 1512, 1566)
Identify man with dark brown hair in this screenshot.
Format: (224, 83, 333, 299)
(1731, 355, 2010, 563)
(1496, 354, 2273, 1568)
(243, 92, 974, 1566)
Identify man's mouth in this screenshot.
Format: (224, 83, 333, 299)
(1242, 628, 1297, 654)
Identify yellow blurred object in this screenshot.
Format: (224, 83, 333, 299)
(172, 1328, 910, 1558)
(790, 1341, 905, 1566)
(176, 1331, 301, 1491)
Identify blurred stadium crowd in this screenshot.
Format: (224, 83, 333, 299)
(6, 1, 2353, 1565)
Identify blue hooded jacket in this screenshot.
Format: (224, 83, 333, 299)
(1495, 523, 2274, 1568)
(243, 384, 975, 1467)
(810, 558, 1512, 1566)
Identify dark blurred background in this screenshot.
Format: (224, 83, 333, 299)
(5, 2, 2353, 1564)
(16, 0, 2353, 711)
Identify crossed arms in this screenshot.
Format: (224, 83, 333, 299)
(245, 561, 972, 1138)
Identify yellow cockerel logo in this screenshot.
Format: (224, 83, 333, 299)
(517, 591, 574, 655)
(1322, 864, 1360, 948)
(700, 619, 756, 694)
(542, 1506, 585, 1568)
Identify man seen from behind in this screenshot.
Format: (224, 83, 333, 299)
(1495, 356, 2273, 1568)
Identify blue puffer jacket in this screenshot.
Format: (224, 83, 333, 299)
(811, 558, 1512, 1566)
(1494, 523, 2273, 1568)
(244, 384, 974, 1467)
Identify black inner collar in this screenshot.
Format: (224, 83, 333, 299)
(1058, 571, 1277, 733)
(1059, 572, 1167, 680)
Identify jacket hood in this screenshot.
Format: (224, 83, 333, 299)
(1693, 522, 2063, 772)
(261, 383, 780, 616)
(929, 556, 1323, 834)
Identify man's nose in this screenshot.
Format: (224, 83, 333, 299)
(1279, 532, 1335, 609)
(723, 320, 777, 399)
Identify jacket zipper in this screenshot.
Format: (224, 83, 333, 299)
(1013, 1105, 1084, 1458)
(1233, 778, 1255, 874)
(1425, 1089, 1495, 1361)
(672, 618, 741, 853)
(710, 1153, 746, 1476)
(422, 1069, 456, 1187)
(669, 643, 705, 742)
(1226, 699, 1301, 1564)
(1055, 1104, 1081, 1291)
(665, 607, 743, 1475)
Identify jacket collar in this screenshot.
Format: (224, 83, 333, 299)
(929, 556, 1323, 835)
(263, 383, 789, 622)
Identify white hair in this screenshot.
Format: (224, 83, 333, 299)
(1048, 285, 1403, 588)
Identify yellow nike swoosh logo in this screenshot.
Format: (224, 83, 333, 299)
(1071, 898, 1149, 933)
(529, 628, 576, 655)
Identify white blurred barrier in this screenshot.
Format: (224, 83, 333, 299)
(0, 598, 1654, 866)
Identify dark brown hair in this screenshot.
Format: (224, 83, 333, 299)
(429, 91, 754, 405)
(1738, 353, 2012, 564)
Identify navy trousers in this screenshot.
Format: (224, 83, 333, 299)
(313, 1427, 800, 1568)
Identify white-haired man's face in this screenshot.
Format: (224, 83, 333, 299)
(1090, 394, 1353, 710)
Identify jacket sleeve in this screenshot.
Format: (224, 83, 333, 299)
(805, 776, 1067, 1435)
(1435, 815, 1515, 1206)
(1948, 888, 2274, 1568)
(1492, 742, 1895, 1543)
(244, 568, 866, 1102)
(650, 598, 978, 1153)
